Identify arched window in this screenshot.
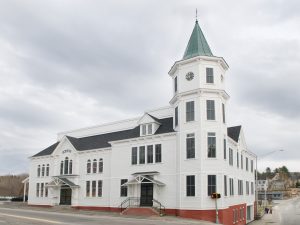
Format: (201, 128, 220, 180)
(64, 157, 69, 174)
(69, 160, 73, 174)
(87, 160, 91, 174)
(41, 164, 45, 177)
(60, 161, 64, 175)
(99, 158, 103, 173)
(46, 164, 50, 176)
(37, 165, 41, 177)
(92, 159, 97, 173)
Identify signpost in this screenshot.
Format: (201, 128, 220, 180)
(211, 193, 221, 224)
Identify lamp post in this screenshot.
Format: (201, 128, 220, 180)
(255, 149, 284, 218)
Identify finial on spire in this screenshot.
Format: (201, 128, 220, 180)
(195, 8, 198, 23)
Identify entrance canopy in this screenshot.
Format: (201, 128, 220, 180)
(47, 176, 79, 188)
(121, 172, 165, 187)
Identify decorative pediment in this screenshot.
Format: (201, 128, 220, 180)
(51, 136, 77, 156)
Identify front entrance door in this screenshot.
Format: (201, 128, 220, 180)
(140, 183, 153, 206)
(60, 187, 72, 205)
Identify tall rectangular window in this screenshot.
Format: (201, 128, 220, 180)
(222, 103, 226, 123)
(251, 182, 254, 195)
(238, 180, 243, 195)
(175, 107, 178, 127)
(174, 76, 177, 92)
(224, 139, 227, 159)
(241, 154, 244, 169)
(186, 133, 195, 159)
(224, 175, 228, 197)
(229, 178, 234, 196)
(237, 152, 239, 168)
(86, 181, 90, 197)
(155, 144, 162, 163)
(246, 181, 249, 195)
(131, 147, 137, 165)
(120, 179, 128, 197)
(208, 175, 216, 196)
(97, 180, 102, 197)
(139, 146, 145, 164)
(246, 157, 249, 171)
(92, 180, 96, 197)
(45, 183, 48, 197)
(186, 101, 195, 122)
(206, 100, 215, 120)
(36, 183, 40, 197)
(229, 148, 233, 166)
(206, 67, 214, 83)
(40, 183, 44, 197)
(186, 175, 195, 196)
(147, 145, 153, 163)
(207, 132, 216, 158)
(251, 160, 254, 172)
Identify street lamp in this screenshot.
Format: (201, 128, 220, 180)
(255, 149, 284, 218)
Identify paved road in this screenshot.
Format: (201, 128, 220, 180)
(251, 197, 300, 225)
(0, 206, 211, 225)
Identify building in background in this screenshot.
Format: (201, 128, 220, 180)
(28, 19, 256, 225)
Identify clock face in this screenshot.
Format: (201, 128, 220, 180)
(186, 72, 194, 81)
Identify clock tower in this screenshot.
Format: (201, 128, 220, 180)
(169, 19, 230, 209)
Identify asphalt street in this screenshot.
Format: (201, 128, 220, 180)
(0, 205, 211, 225)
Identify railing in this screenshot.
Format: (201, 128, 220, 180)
(152, 198, 166, 216)
(120, 197, 140, 212)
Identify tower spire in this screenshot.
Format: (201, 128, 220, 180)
(196, 8, 198, 22)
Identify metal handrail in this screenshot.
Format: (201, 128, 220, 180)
(152, 198, 166, 215)
(120, 197, 140, 212)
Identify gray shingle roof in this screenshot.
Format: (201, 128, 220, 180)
(32, 117, 174, 157)
(227, 125, 242, 142)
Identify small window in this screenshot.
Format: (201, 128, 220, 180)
(45, 183, 48, 197)
(246, 157, 249, 171)
(237, 152, 239, 168)
(207, 132, 216, 158)
(60, 161, 63, 175)
(238, 180, 243, 195)
(208, 175, 216, 196)
(92, 159, 97, 173)
(206, 100, 215, 120)
(147, 145, 153, 163)
(120, 179, 128, 197)
(64, 157, 69, 175)
(46, 164, 49, 177)
(174, 76, 178, 93)
(229, 148, 233, 166)
(186, 101, 195, 122)
(186, 175, 195, 196)
(37, 165, 41, 177)
(99, 158, 103, 173)
(251, 182, 254, 195)
(131, 147, 138, 165)
(224, 175, 227, 197)
(98, 180, 102, 197)
(36, 183, 40, 197)
(223, 139, 227, 159)
(229, 178, 234, 196)
(155, 144, 162, 163)
(222, 103, 226, 123)
(139, 146, 145, 164)
(86, 181, 90, 197)
(142, 124, 146, 135)
(92, 180, 96, 197)
(175, 106, 178, 127)
(41, 164, 45, 177)
(147, 124, 152, 134)
(87, 160, 91, 174)
(246, 181, 249, 195)
(186, 133, 195, 159)
(69, 160, 72, 174)
(206, 68, 214, 83)
(251, 160, 254, 172)
(241, 154, 243, 169)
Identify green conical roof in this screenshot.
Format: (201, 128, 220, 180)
(183, 20, 213, 60)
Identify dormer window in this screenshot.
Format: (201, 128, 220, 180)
(141, 123, 153, 136)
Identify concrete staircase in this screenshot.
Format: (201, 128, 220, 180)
(121, 207, 160, 217)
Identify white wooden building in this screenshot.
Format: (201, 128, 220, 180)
(28, 20, 256, 225)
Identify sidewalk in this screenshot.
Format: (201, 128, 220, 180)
(250, 206, 280, 225)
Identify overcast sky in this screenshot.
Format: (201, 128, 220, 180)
(0, 0, 299, 175)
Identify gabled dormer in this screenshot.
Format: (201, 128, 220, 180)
(137, 113, 161, 136)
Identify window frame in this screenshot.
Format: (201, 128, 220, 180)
(139, 146, 145, 164)
(207, 132, 216, 158)
(206, 67, 214, 84)
(186, 175, 195, 197)
(120, 179, 128, 197)
(147, 145, 153, 164)
(186, 101, 195, 122)
(186, 133, 195, 159)
(155, 144, 162, 163)
(131, 147, 138, 165)
(206, 100, 216, 120)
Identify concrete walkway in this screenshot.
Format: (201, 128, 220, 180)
(250, 205, 280, 225)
